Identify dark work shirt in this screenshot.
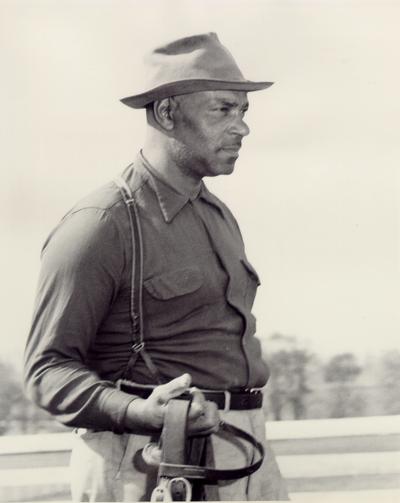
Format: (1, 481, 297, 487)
(24, 153, 269, 432)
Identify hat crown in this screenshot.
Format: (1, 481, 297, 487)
(144, 32, 245, 89)
(120, 32, 273, 108)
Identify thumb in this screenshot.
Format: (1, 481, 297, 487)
(151, 373, 192, 405)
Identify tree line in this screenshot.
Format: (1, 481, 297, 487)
(263, 333, 400, 420)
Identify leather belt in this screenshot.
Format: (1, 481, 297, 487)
(117, 380, 263, 411)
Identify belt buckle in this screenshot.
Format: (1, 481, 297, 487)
(247, 387, 262, 394)
(223, 391, 231, 412)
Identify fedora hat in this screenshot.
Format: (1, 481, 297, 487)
(120, 32, 273, 109)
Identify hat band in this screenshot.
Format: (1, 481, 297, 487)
(121, 78, 273, 109)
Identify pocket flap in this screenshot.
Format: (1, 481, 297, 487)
(144, 267, 203, 300)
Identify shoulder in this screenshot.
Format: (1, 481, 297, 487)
(41, 205, 123, 270)
(68, 162, 148, 214)
(72, 181, 122, 213)
(44, 182, 122, 251)
(42, 179, 127, 259)
(38, 165, 152, 279)
(51, 164, 149, 241)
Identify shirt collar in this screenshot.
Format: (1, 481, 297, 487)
(198, 183, 225, 217)
(135, 152, 201, 223)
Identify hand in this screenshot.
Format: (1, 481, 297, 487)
(124, 373, 220, 435)
(187, 386, 220, 436)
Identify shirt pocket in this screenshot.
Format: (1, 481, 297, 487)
(144, 266, 203, 300)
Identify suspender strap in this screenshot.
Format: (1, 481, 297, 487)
(114, 175, 163, 385)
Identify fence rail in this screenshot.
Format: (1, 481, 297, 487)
(0, 415, 399, 501)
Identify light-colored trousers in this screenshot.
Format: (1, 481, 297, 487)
(70, 408, 289, 501)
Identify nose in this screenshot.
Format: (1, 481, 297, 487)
(231, 115, 250, 137)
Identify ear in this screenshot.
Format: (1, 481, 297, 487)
(152, 98, 175, 131)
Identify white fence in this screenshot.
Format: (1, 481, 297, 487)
(0, 415, 399, 502)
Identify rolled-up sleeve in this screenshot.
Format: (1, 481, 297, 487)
(24, 207, 136, 431)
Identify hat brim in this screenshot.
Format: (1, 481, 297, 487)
(120, 79, 274, 109)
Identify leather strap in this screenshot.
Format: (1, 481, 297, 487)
(114, 174, 163, 385)
(161, 399, 191, 466)
(151, 399, 193, 501)
(158, 420, 265, 484)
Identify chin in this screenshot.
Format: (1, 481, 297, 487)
(224, 164, 236, 175)
(204, 159, 233, 175)
(203, 155, 237, 177)
(209, 166, 235, 177)
(223, 159, 237, 173)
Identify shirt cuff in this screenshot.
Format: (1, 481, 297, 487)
(98, 387, 139, 433)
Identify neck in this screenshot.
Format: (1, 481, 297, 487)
(142, 128, 201, 195)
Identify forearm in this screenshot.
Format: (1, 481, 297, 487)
(24, 352, 137, 431)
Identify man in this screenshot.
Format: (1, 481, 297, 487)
(24, 33, 289, 501)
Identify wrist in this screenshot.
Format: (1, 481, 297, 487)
(124, 398, 146, 430)
(124, 397, 163, 432)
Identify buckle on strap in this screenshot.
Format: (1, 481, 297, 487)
(223, 391, 231, 412)
(168, 477, 192, 502)
(131, 342, 144, 353)
(150, 477, 192, 502)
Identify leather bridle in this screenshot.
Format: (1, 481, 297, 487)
(150, 398, 265, 501)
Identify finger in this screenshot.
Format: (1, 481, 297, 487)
(142, 442, 162, 466)
(188, 387, 206, 419)
(189, 422, 220, 437)
(150, 373, 192, 405)
(188, 401, 220, 436)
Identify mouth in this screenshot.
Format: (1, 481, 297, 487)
(220, 144, 242, 156)
(222, 143, 242, 150)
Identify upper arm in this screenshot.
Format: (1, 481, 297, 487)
(28, 207, 125, 364)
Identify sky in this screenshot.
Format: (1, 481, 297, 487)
(1, 0, 399, 369)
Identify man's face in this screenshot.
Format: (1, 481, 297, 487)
(171, 90, 250, 179)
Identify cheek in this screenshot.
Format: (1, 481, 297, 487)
(178, 117, 220, 157)
(197, 128, 221, 151)
(199, 136, 218, 154)
(188, 133, 217, 158)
